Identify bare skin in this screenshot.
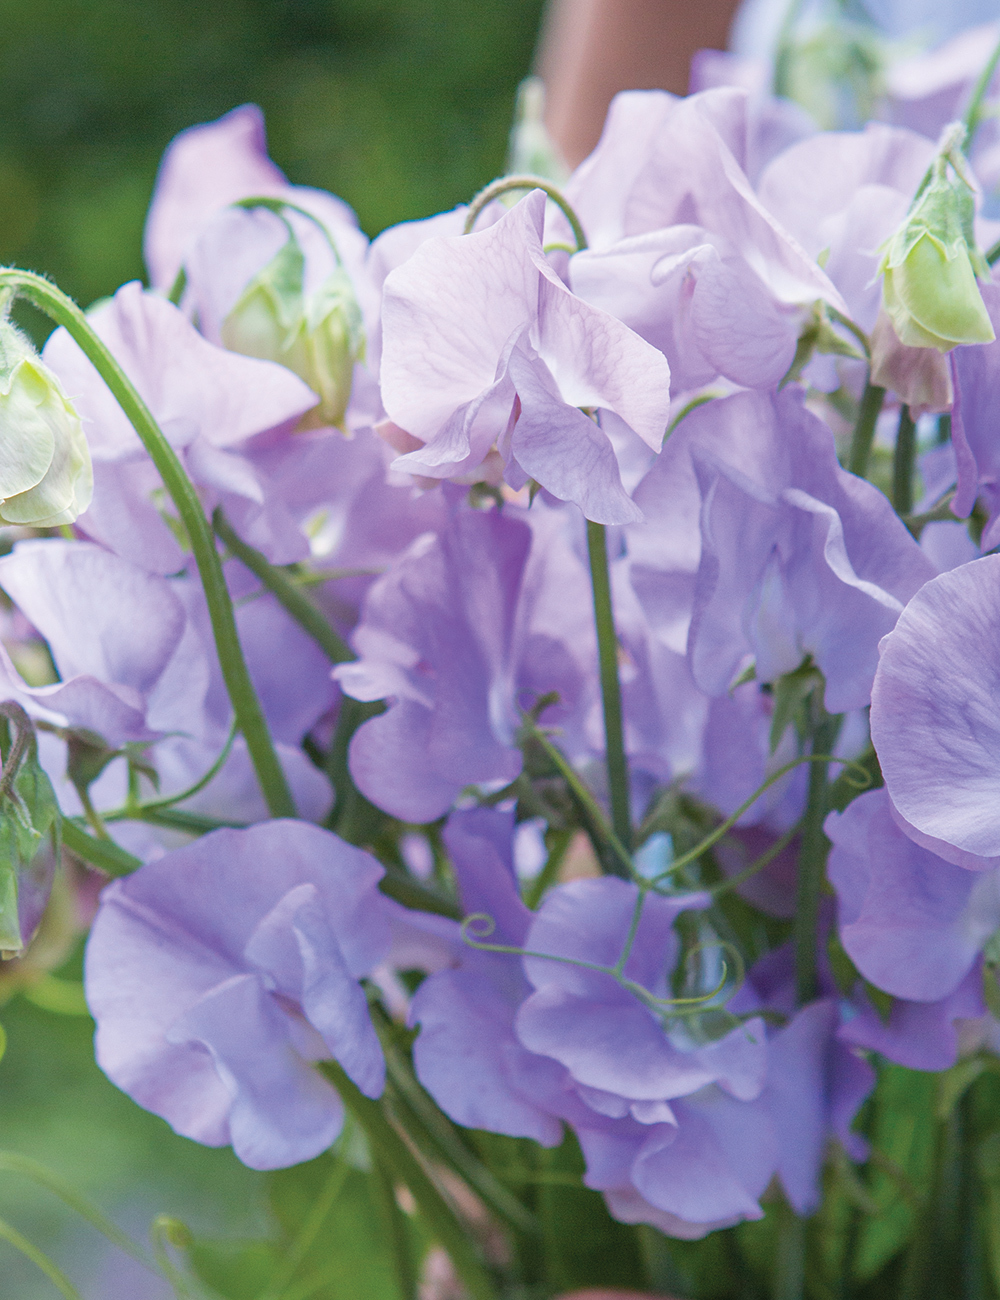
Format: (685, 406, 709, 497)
(537, 0, 744, 166)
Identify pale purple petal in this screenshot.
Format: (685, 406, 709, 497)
(871, 554, 1000, 859)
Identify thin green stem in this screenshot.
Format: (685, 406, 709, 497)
(0, 269, 295, 819)
(321, 1061, 500, 1300)
(794, 716, 840, 1006)
(213, 509, 353, 664)
(0, 1216, 82, 1299)
(964, 34, 1000, 140)
(892, 405, 917, 516)
(463, 176, 588, 251)
(121, 720, 237, 816)
(259, 1158, 351, 1300)
(522, 723, 632, 877)
(586, 519, 632, 855)
(710, 823, 799, 899)
(847, 380, 886, 479)
(375, 1012, 539, 1237)
(61, 818, 141, 877)
(0, 1152, 153, 1271)
(523, 826, 573, 909)
(368, 1159, 419, 1300)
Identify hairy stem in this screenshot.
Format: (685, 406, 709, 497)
(0, 269, 295, 819)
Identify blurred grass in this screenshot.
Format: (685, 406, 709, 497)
(0, 0, 545, 311)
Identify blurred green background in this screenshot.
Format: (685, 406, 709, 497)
(0, 0, 545, 309)
(0, 2, 544, 1293)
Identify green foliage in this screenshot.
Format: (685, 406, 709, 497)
(0, 0, 544, 336)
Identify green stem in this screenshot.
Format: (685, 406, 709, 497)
(523, 723, 632, 878)
(375, 1013, 539, 1236)
(0, 269, 295, 820)
(847, 380, 886, 479)
(0, 1216, 82, 1299)
(213, 509, 353, 664)
(964, 34, 1000, 140)
(773, 1200, 806, 1300)
(586, 520, 632, 855)
(61, 817, 141, 877)
(463, 176, 588, 250)
(892, 405, 917, 516)
(377, 865, 461, 920)
(321, 1061, 500, 1300)
(794, 715, 839, 1006)
(259, 1158, 352, 1300)
(368, 1159, 419, 1300)
(0, 1152, 153, 1271)
(523, 826, 573, 909)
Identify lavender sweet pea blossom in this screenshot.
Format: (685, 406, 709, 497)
(566, 89, 847, 393)
(0, 539, 331, 843)
(335, 503, 595, 823)
(85, 821, 389, 1170)
(378, 190, 671, 524)
(630, 388, 934, 710)
(871, 554, 1000, 865)
(143, 103, 362, 298)
(43, 282, 318, 573)
(827, 788, 1000, 1002)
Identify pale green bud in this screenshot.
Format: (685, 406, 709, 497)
(0, 703, 59, 958)
(221, 234, 364, 431)
(0, 323, 92, 527)
(878, 132, 995, 353)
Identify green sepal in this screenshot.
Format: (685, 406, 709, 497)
(767, 659, 823, 755)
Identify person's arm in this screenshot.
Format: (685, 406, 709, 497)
(537, 0, 743, 166)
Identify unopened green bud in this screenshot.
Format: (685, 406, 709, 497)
(0, 319, 92, 527)
(221, 234, 364, 431)
(0, 703, 59, 957)
(878, 126, 995, 352)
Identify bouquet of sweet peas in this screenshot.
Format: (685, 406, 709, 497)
(6, 14, 1000, 1300)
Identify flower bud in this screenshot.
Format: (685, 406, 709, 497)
(878, 131, 995, 353)
(221, 233, 364, 431)
(0, 321, 92, 527)
(0, 703, 59, 958)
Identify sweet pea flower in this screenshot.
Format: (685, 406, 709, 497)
(756, 123, 935, 334)
(143, 104, 363, 299)
(870, 553, 1000, 865)
(827, 788, 1000, 1002)
(43, 282, 318, 573)
(0, 539, 331, 846)
(565, 89, 847, 394)
(412, 809, 873, 1233)
(629, 388, 934, 711)
(947, 286, 1000, 545)
(85, 821, 389, 1169)
(378, 190, 672, 525)
(335, 502, 595, 823)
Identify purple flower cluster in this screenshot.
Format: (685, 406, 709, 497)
(6, 40, 1000, 1241)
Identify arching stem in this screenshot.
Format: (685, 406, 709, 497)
(0, 269, 295, 819)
